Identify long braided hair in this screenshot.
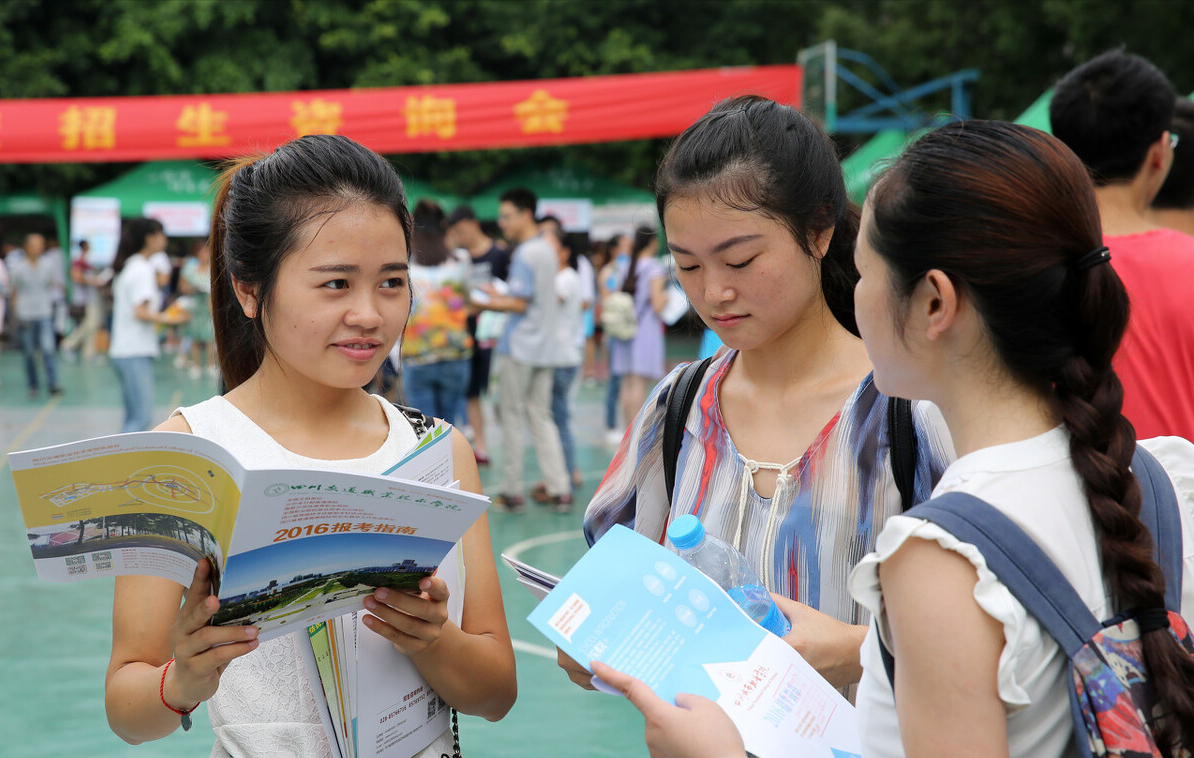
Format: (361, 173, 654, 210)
(868, 119, 1194, 757)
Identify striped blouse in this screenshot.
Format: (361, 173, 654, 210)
(583, 349, 956, 626)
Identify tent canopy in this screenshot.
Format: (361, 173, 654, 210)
(465, 165, 654, 220)
(842, 129, 909, 204)
(1014, 90, 1053, 133)
(75, 160, 218, 217)
(400, 177, 464, 212)
(0, 192, 69, 250)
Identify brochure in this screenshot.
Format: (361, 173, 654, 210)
(528, 525, 862, 758)
(297, 424, 463, 758)
(501, 552, 561, 600)
(9, 428, 487, 642)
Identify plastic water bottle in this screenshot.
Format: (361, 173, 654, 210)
(667, 514, 791, 637)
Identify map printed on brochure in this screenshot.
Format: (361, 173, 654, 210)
(9, 425, 485, 642)
(528, 525, 862, 758)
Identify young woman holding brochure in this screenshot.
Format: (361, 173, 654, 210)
(594, 122, 1194, 758)
(105, 135, 516, 757)
(568, 96, 956, 692)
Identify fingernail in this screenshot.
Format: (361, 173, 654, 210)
(245, 627, 258, 638)
(374, 589, 389, 602)
(364, 596, 377, 610)
(247, 638, 259, 649)
(419, 578, 430, 591)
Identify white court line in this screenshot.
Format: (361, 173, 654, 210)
(512, 639, 557, 659)
(502, 529, 584, 561)
(503, 529, 585, 657)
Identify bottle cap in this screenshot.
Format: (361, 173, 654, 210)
(667, 514, 705, 550)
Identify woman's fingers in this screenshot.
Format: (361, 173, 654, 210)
(591, 661, 669, 715)
(360, 579, 450, 652)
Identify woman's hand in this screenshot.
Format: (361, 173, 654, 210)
(165, 558, 260, 711)
(591, 661, 745, 758)
(772, 594, 867, 689)
(362, 576, 450, 656)
(558, 648, 597, 690)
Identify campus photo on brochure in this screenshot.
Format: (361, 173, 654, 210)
(10, 427, 489, 639)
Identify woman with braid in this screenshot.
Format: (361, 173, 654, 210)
(594, 120, 1194, 758)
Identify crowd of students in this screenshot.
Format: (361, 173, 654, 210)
(95, 47, 1194, 758)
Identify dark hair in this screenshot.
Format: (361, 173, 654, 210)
(869, 120, 1194, 757)
(410, 199, 449, 266)
(1051, 49, 1177, 186)
(210, 134, 412, 389)
(1153, 98, 1194, 210)
(499, 187, 537, 215)
(654, 94, 860, 334)
(538, 214, 562, 231)
(622, 225, 657, 297)
(113, 217, 164, 274)
(445, 205, 477, 227)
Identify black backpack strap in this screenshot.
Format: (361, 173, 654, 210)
(887, 397, 919, 511)
(393, 403, 435, 439)
(663, 357, 714, 505)
(1132, 445, 1184, 611)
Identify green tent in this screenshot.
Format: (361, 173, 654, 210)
(0, 193, 69, 248)
(75, 160, 219, 218)
(465, 165, 655, 220)
(400, 177, 464, 212)
(1015, 89, 1053, 133)
(841, 129, 910, 204)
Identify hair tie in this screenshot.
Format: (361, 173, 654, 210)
(1073, 246, 1111, 271)
(1135, 606, 1170, 634)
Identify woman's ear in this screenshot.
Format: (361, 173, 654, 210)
(812, 225, 835, 260)
(917, 269, 959, 342)
(231, 277, 259, 319)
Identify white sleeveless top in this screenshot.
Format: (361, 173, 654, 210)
(174, 394, 461, 758)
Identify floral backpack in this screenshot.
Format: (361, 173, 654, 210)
(882, 446, 1193, 758)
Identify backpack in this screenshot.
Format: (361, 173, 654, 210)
(600, 290, 638, 341)
(881, 445, 1194, 758)
(661, 357, 920, 511)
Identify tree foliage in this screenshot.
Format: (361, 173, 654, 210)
(2, 0, 1193, 202)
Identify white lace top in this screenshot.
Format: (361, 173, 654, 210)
(849, 430, 1194, 758)
(174, 394, 460, 758)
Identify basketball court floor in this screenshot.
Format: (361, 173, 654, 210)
(0, 343, 704, 758)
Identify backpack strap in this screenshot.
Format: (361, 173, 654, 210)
(887, 397, 919, 512)
(1131, 445, 1183, 612)
(879, 491, 1101, 688)
(392, 403, 435, 439)
(662, 357, 714, 505)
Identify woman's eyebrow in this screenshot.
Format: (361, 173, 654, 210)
(308, 262, 409, 273)
(668, 234, 763, 256)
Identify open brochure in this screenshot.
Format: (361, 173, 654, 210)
(297, 424, 463, 758)
(527, 525, 862, 758)
(10, 426, 485, 643)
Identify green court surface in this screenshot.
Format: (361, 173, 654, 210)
(0, 341, 699, 758)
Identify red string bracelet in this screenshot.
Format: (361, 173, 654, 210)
(160, 658, 198, 731)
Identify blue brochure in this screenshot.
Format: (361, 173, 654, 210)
(528, 525, 861, 758)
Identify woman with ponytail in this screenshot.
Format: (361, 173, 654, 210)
(568, 96, 956, 692)
(105, 135, 516, 756)
(594, 120, 1194, 758)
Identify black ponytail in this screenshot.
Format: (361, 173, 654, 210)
(655, 95, 859, 333)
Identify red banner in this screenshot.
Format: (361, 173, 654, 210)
(0, 66, 800, 164)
